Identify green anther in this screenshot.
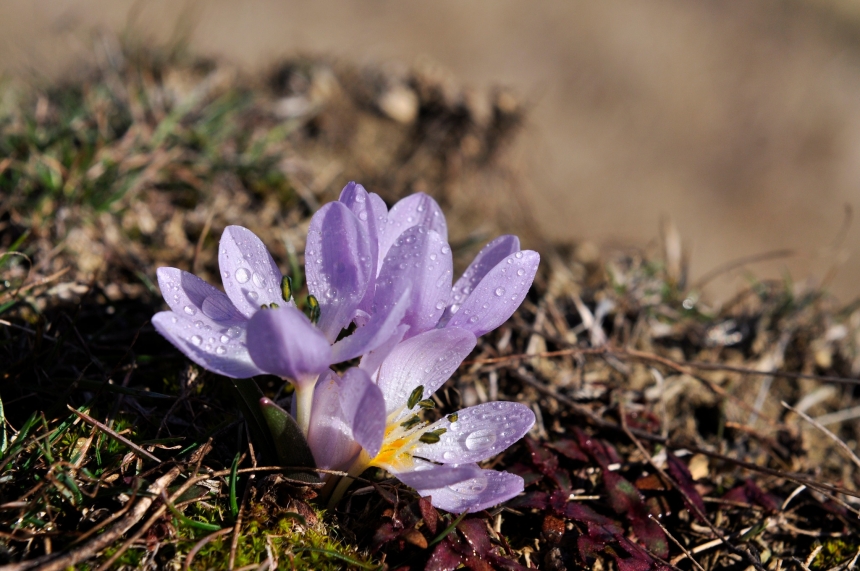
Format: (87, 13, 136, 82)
(446, 413, 458, 423)
(400, 415, 422, 429)
(260, 304, 269, 310)
(417, 399, 436, 409)
(269, 302, 279, 309)
(281, 275, 293, 302)
(418, 428, 447, 444)
(407, 386, 425, 410)
(307, 295, 320, 324)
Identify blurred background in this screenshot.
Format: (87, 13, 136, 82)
(2, 0, 860, 302)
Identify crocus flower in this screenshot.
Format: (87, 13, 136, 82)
(313, 327, 536, 513)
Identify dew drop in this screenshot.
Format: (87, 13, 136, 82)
(222, 270, 230, 278)
(405, 235, 416, 244)
(469, 316, 479, 323)
(441, 245, 451, 255)
(252, 272, 265, 287)
(442, 450, 456, 461)
(359, 211, 368, 221)
(517, 268, 525, 276)
(194, 321, 203, 328)
(220, 335, 230, 343)
(248, 291, 259, 301)
(494, 287, 505, 297)
(235, 268, 251, 284)
(171, 316, 178, 324)
(190, 335, 202, 346)
(465, 429, 497, 451)
(435, 301, 445, 310)
(184, 305, 197, 315)
(417, 203, 425, 212)
(515, 251, 524, 259)
(355, 193, 366, 203)
(506, 258, 513, 264)
(215, 346, 227, 355)
(429, 253, 437, 261)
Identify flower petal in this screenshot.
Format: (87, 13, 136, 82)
(339, 183, 388, 317)
(413, 401, 535, 464)
(441, 235, 520, 325)
(330, 282, 411, 364)
(358, 324, 408, 377)
(414, 469, 525, 514)
(395, 462, 483, 490)
(152, 311, 262, 378)
(218, 226, 285, 318)
(379, 193, 447, 263)
(307, 372, 361, 471)
(305, 202, 373, 341)
(338, 368, 386, 458)
(156, 267, 245, 325)
(376, 327, 477, 418)
(445, 250, 539, 337)
(376, 226, 452, 337)
(246, 306, 332, 384)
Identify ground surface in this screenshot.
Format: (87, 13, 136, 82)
(3, 45, 860, 570)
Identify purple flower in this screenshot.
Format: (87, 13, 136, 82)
(315, 327, 535, 513)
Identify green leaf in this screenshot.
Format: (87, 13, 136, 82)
(259, 398, 320, 485)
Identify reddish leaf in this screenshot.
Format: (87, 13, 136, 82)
(564, 502, 622, 531)
(603, 470, 668, 558)
(634, 474, 667, 491)
(525, 437, 559, 474)
(426, 539, 465, 571)
(550, 467, 573, 494)
(574, 428, 622, 467)
(723, 480, 780, 512)
(485, 554, 532, 571)
(419, 496, 440, 535)
(372, 521, 400, 548)
(547, 438, 590, 462)
(624, 410, 661, 433)
(665, 452, 707, 519)
(506, 462, 544, 486)
(464, 556, 494, 571)
(507, 491, 548, 510)
(457, 518, 493, 556)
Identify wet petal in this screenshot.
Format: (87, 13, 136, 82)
(396, 462, 483, 490)
(358, 324, 408, 377)
(445, 250, 539, 337)
(379, 193, 447, 263)
(376, 226, 452, 337)
(246, 306, 332, 384)
(157, 267, 245, 325)
(152, 311, 262, 378)
(218, 226, 285, 318)
(415, 469, 525, 514)
(305, 202, 373, 341)
(339, 183, 388, 316)
(413, 401, 535, 464)
(441, 235, 520, 326)
(307, 372, 361, 471)
(338, 368, 386, 458)
(330, 282, 411, 364)
(376, 327, 476, 418)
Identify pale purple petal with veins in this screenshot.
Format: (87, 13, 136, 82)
(375, 226, 452, 338)
(379, 193, 447, 265)
(330, 282, 411, 364)
(358, 324, 408, 377)
(395, 462, 483, 490)
(307, 372, 360, 470)
(413, 401, 535, 464)
(413, 469, 525, 514)
(152, 311, 262, 378)
(157, 267, 245, 326)
(376, 327, 476, 418)
(445, 250, 539, 337)
(339, 182, 388, 320)
(305, 202, 373, 342)
(440, 235, 520, 326)
(219, 226, 285, 318)
(338, 368, 386, 458)
(246, 307, 332, 385)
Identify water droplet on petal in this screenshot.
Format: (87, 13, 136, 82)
(435, 301, 445, 310)
(441, 245, 451, 255)
(442, 450, 455, 461)
(494, 287, 505, 297)
(222, 270, 230, 278)
(215, 346, 227, 355)
(515, 251, 524, 259)
(190, 335, 202, 346)
(184, 305, 197, 315)
(429, 253, 437, 261)
(248, 291, 259, 301)
(252, 272, 265, 287)
(517, 268, 525, 276)
(355, 193, 366, 203)
(235, 268, 251, 284)
(194, 321, 203, 328)
(220, 335, 230, 343)
(465, 429, 497, 451)
(359, 211, 368, 221)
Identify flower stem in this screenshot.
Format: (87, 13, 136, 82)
(294, 382, 315, 438)
(327, 452, 370, 509)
